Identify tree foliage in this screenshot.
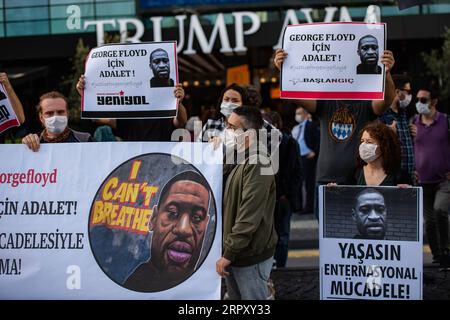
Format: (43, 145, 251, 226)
(422, 28, 450, 102)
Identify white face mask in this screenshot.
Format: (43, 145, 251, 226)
(224, 128, 248, 153)
(416, 102, 431, 115)
(44, 115, 67, 134)
(220, 101, 240, 118)
(399, 94, 411, 109)
(295, 114, 304, 123)
(224, 128, 236, 150)
(359, 142, 379, 163)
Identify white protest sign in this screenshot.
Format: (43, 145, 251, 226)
(0, 142, 222, 299)
(0, 84, 20, 134)
(281, 22, 386, 100)
(82, 42, 178, 119)
(319, 186, 423, 300)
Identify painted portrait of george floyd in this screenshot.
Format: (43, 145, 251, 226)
(89, 153, 217, 292)
(322, 186, 419, 241)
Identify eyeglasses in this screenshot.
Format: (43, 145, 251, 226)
(415, 97, 430, 104)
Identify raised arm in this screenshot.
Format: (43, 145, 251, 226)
(372, 50, 395, 115)
(76, 74, 117, 129)
(173, 84, 187, 128)
(273, 49, 317, 113)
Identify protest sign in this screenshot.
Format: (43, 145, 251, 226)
(319, 186, 423, 300)
(82, 42, 178, 119)
(0, 84, 20, 134)
(281, 22, 386, 100)
(0, 142, 222, 299)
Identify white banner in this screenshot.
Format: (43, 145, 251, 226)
(0, 84, 20, 134)
(82, 42, 178, 119)
(319, 186, 423, 300)
(281, 22, 386, 100)
(0, 142, 222, 299)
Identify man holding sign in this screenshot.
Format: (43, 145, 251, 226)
(22, 91, 92, 152)
(274, 23, 395, 214)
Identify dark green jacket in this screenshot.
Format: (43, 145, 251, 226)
(223, 153, 277, 267)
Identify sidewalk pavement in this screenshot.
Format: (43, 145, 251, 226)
(270, 266, 450, 300)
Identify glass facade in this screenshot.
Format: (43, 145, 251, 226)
(0, 0, 135, 37)
(0, 1, 449, 38)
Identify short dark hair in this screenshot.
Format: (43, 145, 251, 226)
(36, 91, 69, 114)
(150, 48, 168, 62)
(157, 170, 210, 210)
(232, 106, 264, 130)
(392, 74, 411, 90)
(216, 83, 249, 111)
(244, 85, 263, 108)
(418, 86, 439, 100)
(267, 111, 283, 130)
(354, 188, 384, 207)
(358, 35, 378, 49)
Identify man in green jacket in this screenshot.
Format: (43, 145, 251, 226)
(216, 106, 277, 300)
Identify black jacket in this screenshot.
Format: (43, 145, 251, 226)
(276, 131, 303, 212)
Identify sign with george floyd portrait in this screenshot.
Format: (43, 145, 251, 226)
(0, 142, 222, 299)
(280, 22, 386, 100)
(0, 84, 20, 134)
(82, 42, 178, 119)
(319, 186, 423, 300)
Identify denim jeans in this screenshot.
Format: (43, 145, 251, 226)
(225, 257, 273, 300)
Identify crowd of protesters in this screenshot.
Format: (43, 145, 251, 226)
(1, 42, 449, 300)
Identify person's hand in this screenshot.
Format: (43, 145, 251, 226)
(387, 120, 397, 135)
(326, 182, 337, 187)
(397, 184, 410, 188)
(273, 49, 288, 71)
(409, 124, 417, 138)
(22, 134, 40, 152)
(380, 50, 395, 73)
(446, 172, 450, 181)
(209, 136, 223, 150)
(76, 75, 85, 97)
(306, 151, 316, 159)
(216, 257, 231, 277)
(0, 72, 12, 90)
(174, 84, 184, 101)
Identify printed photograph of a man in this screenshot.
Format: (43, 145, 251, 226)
(352, 188, 387, 240)
(149, 48, 174, 88)
(356, 35, 382, 75)
(124, 170, 211, 292)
